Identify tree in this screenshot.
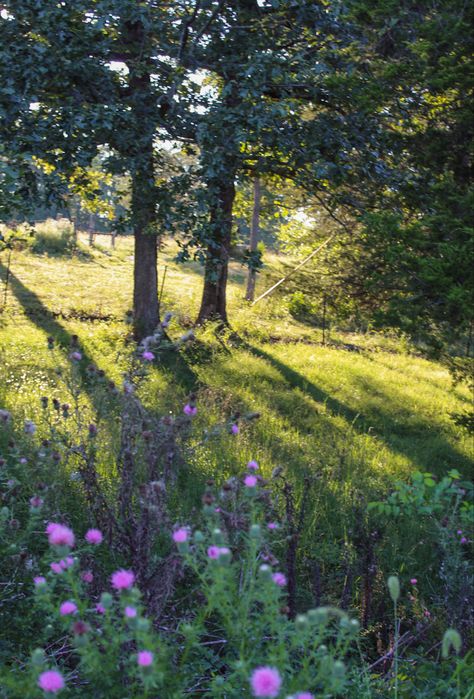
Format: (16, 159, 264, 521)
(0, 0, 225, 337)
(254, 0, 474, 354)
(174, 0, 393, 324)
(343, 0, 474, 352)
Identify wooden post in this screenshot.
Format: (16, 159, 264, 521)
(88, 213, 95, 246)
(322, 293, 326, 345)
(245, 177, 261, 302)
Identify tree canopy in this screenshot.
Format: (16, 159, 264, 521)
(0, 0, 472, 347)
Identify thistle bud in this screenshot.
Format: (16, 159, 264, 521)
(31, 648, 45, 667)
(388, 575, 400, 602)
(249, 524, 261, 539)
(442, 628, 462, 658)
(296, 614, 308, 630)
(99, 592, 113, 610)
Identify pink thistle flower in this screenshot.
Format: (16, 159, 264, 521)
(267, 522, 278, 530)
(172, 528, 188, 543)
(125, 606, 137, 618)
(250, 666, 282, 698)
(295, 694, 314, 699)
(70, 351, 82, 361)
(81, 571, 93, 583)
(183, 404, 197, 416)
(47, 523, 75, 548)
(142, 351, 154, 361)
(207, 546, 221, 560)
(34, 576, 46, 586)
(247, 460, 259, 470)
(29, 495, 43, 509)
(460, 537, 467, 544)
(111, 569, 135, 591)
(410, 578, 417, 585)
(231, 423, 239, 435)
(424, 610, 431, 618)
(85, 528, 103, 545)
(137, 650, 154, 667)
(272, 572, 287, 587)
(95, 603, 106, 614)
(59, 600, 78, 616)
(58, 557, 74, 570)
(38, 670, 65, 694)
(457, 530, 463, 535)
(72, 620, 89, 636)
(218, 546, 231, 557)
(50, 562, 63, 574)
(244, 475, 257, 488)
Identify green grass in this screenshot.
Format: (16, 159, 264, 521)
(0, 233, 472, 551)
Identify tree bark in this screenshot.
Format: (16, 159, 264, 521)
(196, 176, 236, 324)
(125, 21, 160, 341)
(131, 147, 159, 341)
(245, 177, 261, 302)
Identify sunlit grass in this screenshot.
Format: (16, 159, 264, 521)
(0, 233, 471, 520)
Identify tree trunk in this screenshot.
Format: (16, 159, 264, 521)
(197, 177, 236, 324)
(125, 24, 160, 341)
(245, 177, 261, 302)
(131, 152, 159, 341)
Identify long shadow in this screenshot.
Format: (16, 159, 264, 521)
(365, 353, 472, 406)
(241, 340, 360, 421)
(0, 263, 200, 403)
(0, 264, 118, 414)
(158, 345, 201, 395)
(241, 340, 473, 473)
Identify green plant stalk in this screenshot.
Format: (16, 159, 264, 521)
(394, 597, 398, 699)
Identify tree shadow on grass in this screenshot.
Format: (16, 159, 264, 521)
(0, 263, 200, 403)
(240, 340, 473, 475)
(0, 264, 119, 413)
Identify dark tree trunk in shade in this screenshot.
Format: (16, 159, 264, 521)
(125, 24, 161, 341)
(131, 157, 159, 341)
(197, 176, 236, 324)
(245, 177, 261, 302)
(133, 226, 158, 340)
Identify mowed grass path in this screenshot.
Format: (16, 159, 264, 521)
(0, 235, 472, 514)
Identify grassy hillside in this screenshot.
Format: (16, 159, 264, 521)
(1, 233, 471, 478)
(0, 231, 472, 635)
(0, 235, 471, 519)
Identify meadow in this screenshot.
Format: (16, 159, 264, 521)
(0, 232, 472, 698)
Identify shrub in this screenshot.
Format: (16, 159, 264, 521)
(287, 292, 317, 323)
(31, 219, 76, 256)
(369, 469, 473, 634)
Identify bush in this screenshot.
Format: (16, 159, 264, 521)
(31, 219, 76, 256)
(287, 291, 317, 323)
